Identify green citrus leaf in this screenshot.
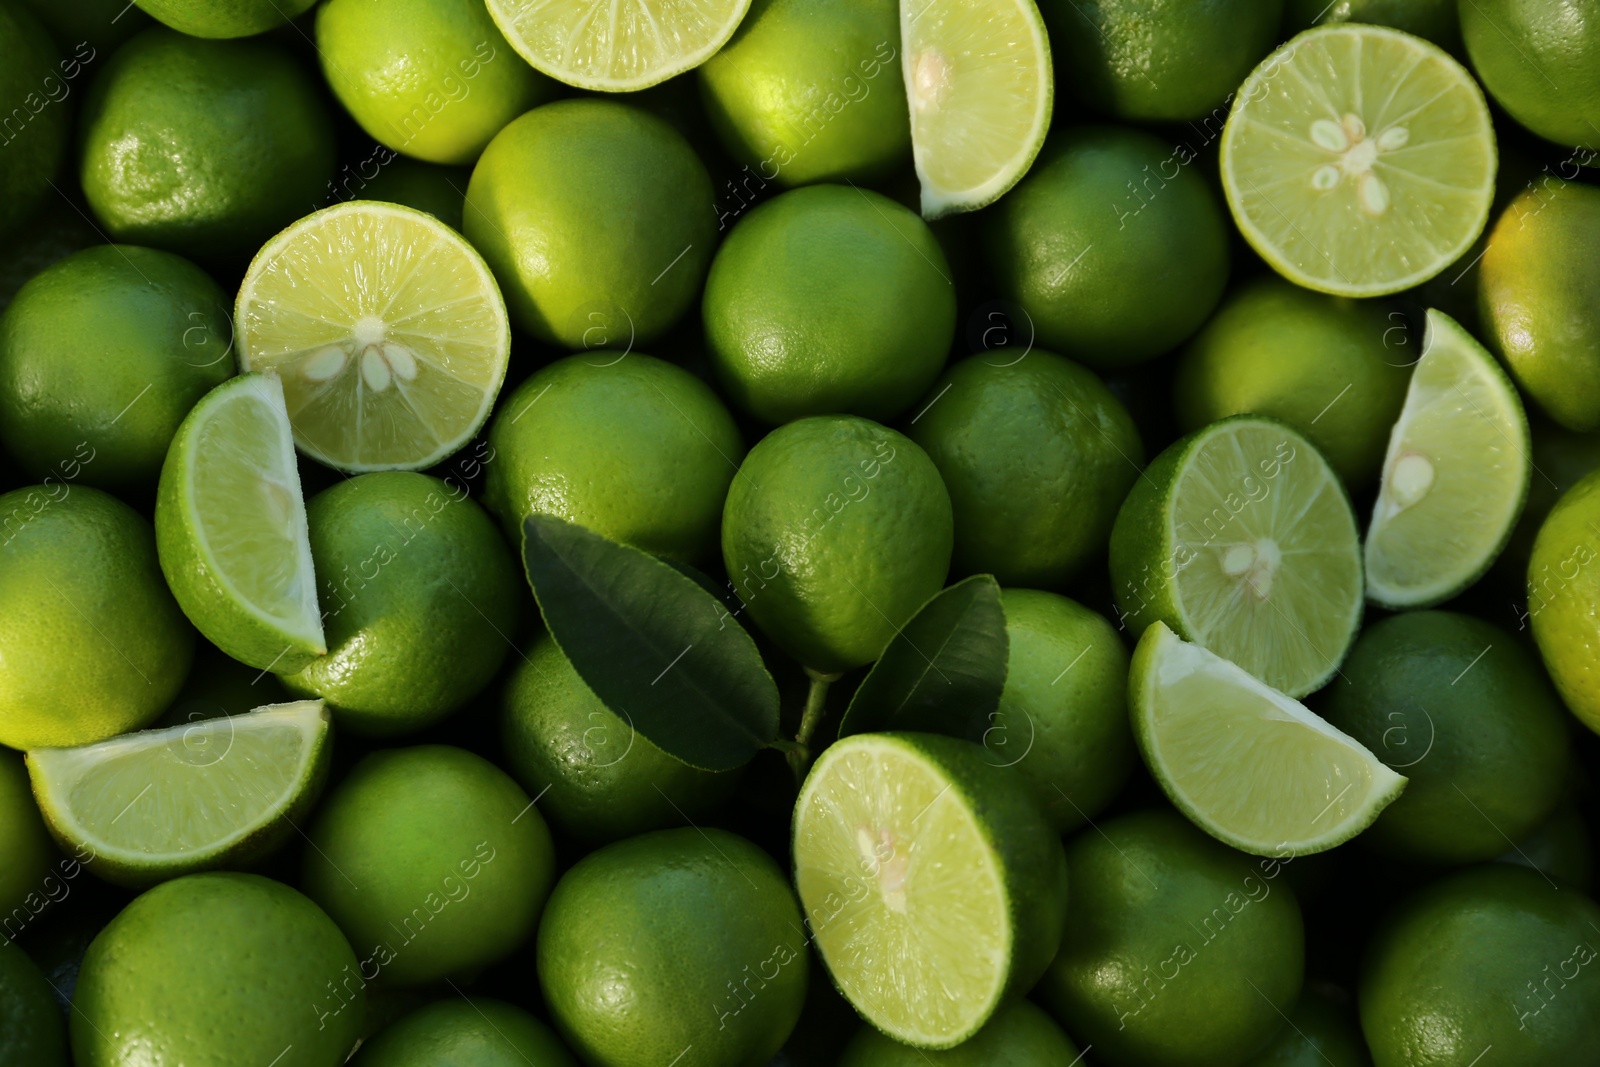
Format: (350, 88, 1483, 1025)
(521, 514, 780, 771)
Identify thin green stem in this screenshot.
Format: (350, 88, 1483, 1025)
(787, 668, 839, 780)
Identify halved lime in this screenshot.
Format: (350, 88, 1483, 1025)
(792, 732, 1066, 1049)
(155, 373, 324, 674)
(236, 200, 510, 472)
(27, 701, 330, 887)
(1366, 309, 1530, 608)
(902, 0, 1052, 219)
(1220, 24, 1496, 297)
(1132, 621, 1406, 856)
(1108, 415, 1363, 698)
(485, 0, 751, 91)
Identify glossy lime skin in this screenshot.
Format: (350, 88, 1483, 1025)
(704, 184, 955, 424)
(983, 126, 1231, 368)
(79, 28, 335, 261)
(131, 0, 316, 37)
(838, 1000, 1081, 1066)
(72, 873, 362, 1067)
(0, 941, 67, 1065)
(0, 750, 57, 923)
(1319, 611, 1569, 864)
(1361, 865, 1600, 1066)
(1460, 0, 1600, 149)
(0, 4, 70, 240)
(1039, 809, 1305, 1067)
(537, 827, 807, 1067)
(906, 350, 1143, 586)
(353, 998, 577, 1066)
(1528, 468, 1600, 733)
(0, 245, 233, 490)
(464, 100, 715, 347)
(482, 353, 744, 562)
(302, 746, 556, 987)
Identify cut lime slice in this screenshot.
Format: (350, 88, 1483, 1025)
(1108, 415, 1363, 698)
(236, 200, 510, 472)
(1366, 309, 1530, 608)
(156, 373, 325, 674)
(1131, 621, 1406, 857)
(27, 701, 330, 887)
(902, 0, 1052, 219)
(792, 732, 1066, 1049)
(1220, 24, 1495, 297)
(485, 0, 752, 91)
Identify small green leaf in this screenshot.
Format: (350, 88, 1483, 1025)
(522, 515, 780, 771)
(838, 574, 1009, 740)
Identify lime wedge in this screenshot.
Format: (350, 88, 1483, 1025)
(1131, 621, 1406, 857)
(1109, 415, 1363, 698)
(1220, 24, 1496, 297)
(1366, 309, 1530, 608)
(792, 732, 1066, 1049)
(156, 373, 324, 674)
(485, 0, 752, 91)
(236, 200, 510, 473)
(901, 0, 1052, 219)
(27, 701, 330, 887)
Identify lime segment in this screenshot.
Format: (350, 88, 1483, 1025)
(901, 0, 1052, 218)
(1132, 621, 1406, 856)
(1365, 309, 1530, 608)
(27, 701, 329, 886)
(1220, 24, 1495, 297)
(485, 0, 752, 91)
(236, 200, 510, 472)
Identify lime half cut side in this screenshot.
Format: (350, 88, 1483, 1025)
(1132, 621, 1406, 857)
(901, 0, 1052, 219)
(485, 0, 752, 91)
(1220, 24, 1495, 297)
(27, 701, 330, 887)
(156, 373, 325, 674)
(1365, 309, 1530, 608)
(236, 200, 510, 472)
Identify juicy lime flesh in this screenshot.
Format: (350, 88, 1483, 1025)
(486, 0, 751, 90)
(1139, 624, 1404, 855)
(1168, 420, 1362, 697)
(238, 201, 508, 472)
(1365, 309, 1528, 606)
(187, 376, 323, 652)
(31, 702, 325, 864)
(902, 0, 1051, 217)
(1222, 25, 1495, 297)
(795, 737, 1008, 1046)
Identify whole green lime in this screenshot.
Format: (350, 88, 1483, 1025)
(1528, 467, 1600, 732)
(988, 589, 1133, 832)
(0, 245, 233, 490)
(538, 827, 808, 1067)
(1041, 0, 1283, 121)
(838, 1000, 1081, 1066)
(0, 4, 69, 241)
(1478, 181, 1600, 430)
(482, 353, 743, 561)
(697, 0, 908, 187)
(1242, 992, 1371, 1067)
(1500, 803, 1594, 891)
(502, 633, 740, 843)
(703, 184, 954, 423)
(355, 158, 471, 230)
(464, 100, 714, 347)
(280, 472, 518, 736)
(1460, 0, 1600, 148)
(79, 28, 336, 261)
(1318, 611, 1568, 864)
(1039, 809, 1305, 1067)
(0, 941, 67, 1066)
(72, 872, 363, 1067)
(906, 350, 1143, 586)
(316, 0, 556, 165)
(722, 416, 953, 673)
(0, 750, 56, 921)
(131, 0, 316, 37)
(0, 486, 193, 750)
(1492, 413, 1600, 603)
(1361, 865, 1600, 1066)
(1174, 277, 1411, 488)
(302, 745, 556, 987)
(1283, 0, 1460, 52)
(983, 125, 1231, 368)
(354, 998, 577, 1067)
